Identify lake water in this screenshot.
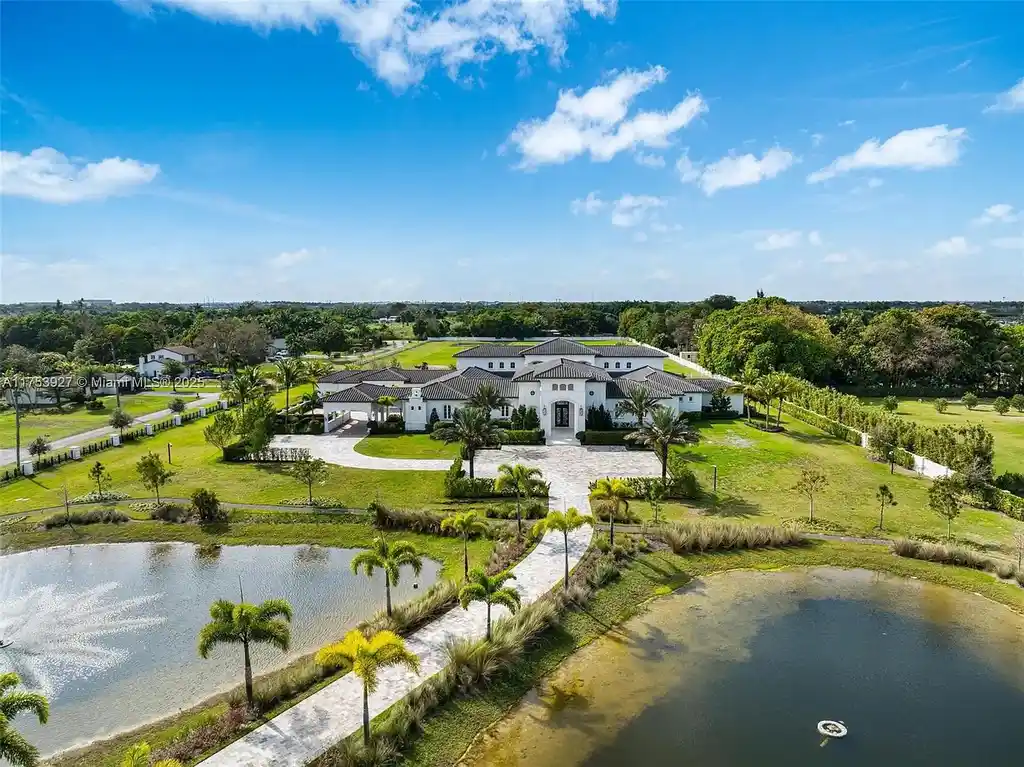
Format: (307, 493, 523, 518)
(0, 542, 439, 758)
(462, 567, 1024, 767)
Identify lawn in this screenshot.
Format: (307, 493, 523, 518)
(354, 433, 460, 459)
(861, 397, 1023, 476)
(372, 338, 639, 369)
(619, 416, 1024, 555)
(0, 394, 205, 449)
(663, 359, 693, 376)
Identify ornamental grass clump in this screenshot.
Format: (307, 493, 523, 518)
(660, 519, 805, 554)
(892, 538, 998, 573)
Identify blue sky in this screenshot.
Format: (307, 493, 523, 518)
(1, 0, 1022, 303)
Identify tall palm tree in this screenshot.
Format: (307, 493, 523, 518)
(614, 384, 659, 426)
(731, 375, 764, 424)
(458, 568, 521, 641)
(222, 366, 264, 415)
(531, 508, 593, 590)
(494, 463, 545, 536)
(440, 511, 489, 579)
(1, 378, 29, 472)
(316, 629, 420, 746)
(197, 597, 293, 709)
(273, 358, 309, 431)
(467, 382, 508, 415)
(351, 536, 424, 616)
(120, 742, 183, 767)
(375, 394, 397, 423)
(760, 371, 799, 427)
(589, 476, 634, 546)
(432, 406, 504, 478)
(627, 406, 697, 479)
(0, 672, 49, 767)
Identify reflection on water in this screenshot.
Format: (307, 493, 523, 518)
(463, 567, 1024, 767)
(1, 542, 440, 757)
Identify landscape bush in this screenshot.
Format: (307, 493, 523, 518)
(585, 404, 615, 430)
(279, 496, 349, 509)
(485, 501, 547, 521)
(891, 539, 1020, 584)
(70, 490, 129, 504)
(592, 503, 642, 524)
(41, 508, 130, 529)
(151, 707, 253, 765)
(995, 471, 1024, 498)
(500, 428, 545, 445)
(192, 488, 227, 523)
(443, 456, 548, 499)
(509, 405, 540, 430)
(85, 399, 106, 411)
(578, 430, 638, 446)
(659, 519, 805, 554)
(368, 419, 404, 434)
(148, 503, 192, 522)
(360, 580, 459, 636)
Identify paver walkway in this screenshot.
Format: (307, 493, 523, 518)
(200, 435, 658, 766)
(0, 393, 221, 467)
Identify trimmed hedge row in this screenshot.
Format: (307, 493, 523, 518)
(576, 430, 641, 447)
(501, 428, 545, 445)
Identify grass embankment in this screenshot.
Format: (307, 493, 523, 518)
(662, 359, 694, 376)
(354, 434, 460, 459)
(861, 397, 1023, 475)
(0, 394, 196, 449)
(402, 539, 1024, 767)
(622, 416, 1023, 553)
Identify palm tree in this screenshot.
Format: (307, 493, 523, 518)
(1, 378, 29, 472)
(375, 394, 397, 423)
(494, 463, 545, 536)
(316, 629, 420, 746)
(467, 382, 508, 415)
(431, 406, 504, 478)
(0, 672, 49, 767)
(197, 597, 293, 709)
(589, 476, 633, 546)
(614, 384, 659, 426)
(732, 375, 764, 424)
(440, 511, 488, 579)
(298, 391, 322, 413)
(531, 508, 593, 590)
(120, 742, 183, 767)
(351, 536, 424, 617)
(273, 358, 309, 432)
(627, 406, 697, 479)
(222, 366, 264, 415)
(761, 371, 799, 427)
(458, 568, 521, 641)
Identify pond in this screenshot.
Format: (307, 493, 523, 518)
(0, 542, 440, 758)
(462, 568, 1024, 766)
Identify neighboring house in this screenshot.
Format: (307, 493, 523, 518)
(267, 338, 289, 357)
(137, 346, 200, 377)
(315, 338, 743, 442)
(4, 372, 138, 406)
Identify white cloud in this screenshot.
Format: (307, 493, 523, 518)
(633, 152, 666, 168)
(991, 235, 1024, 250)
(984, 77, 1024, 113)
(610, 194, 665, 227)
(926, 236, 979, 257)
(0, 147, 159, 203)
(838, 119, 856, 127)
(949, 58, 971, 73)
(754, 230, 803, 251)
(681, 147, 795, 195)
(504, 66, 707, 167)
(570, 191, 605, 215)
(270, 248, 311, 268)
(822, 252, 848, 263)
(143, 0, 617, 90)
(807, 125, 966, 183)
(808, 230, 823, 246)
(811, 133, 824, 147)
(972, 203, 1018, 225)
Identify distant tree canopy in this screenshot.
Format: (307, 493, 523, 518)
(695, 297, 837, 382)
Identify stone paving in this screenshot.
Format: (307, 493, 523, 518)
(200, 434, 659, 766)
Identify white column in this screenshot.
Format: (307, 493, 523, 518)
(199, 407, 207, 417)
(172, 415, 182, 426)
(70, 446, 82, 460)
(111, 434, 121, 446)
(144, 424, 154, 436)
(19, 460, 34, 476)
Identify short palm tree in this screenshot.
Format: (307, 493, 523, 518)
(222, 366, 264, 415)
(375, 394, 398, 423)
(298, 390, 322, 413)
(351, 536, 424, 616)
(732, 375, 764, 424)
(0, 672, 49, 767)
(532, 508, 593, 590)
(628, 406, 697, 479)
(589, 476, 634, 546)
(467, 382, 508, 414)
(458, 568, 521, 641)
(432, 406, 504, 478)
(197, 598, 293, 709)
(120, 742, 183, 767)
(316, 629, 420, 747)
(493, 463, 545, 536)
(440, 511, 488, 579)
(614, 384, 659, 426)
(273, 358, 309, 431)
(761, 371, 799, 427)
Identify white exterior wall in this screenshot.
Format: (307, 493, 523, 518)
(728, 393, 744, 413)
(595, 357, 665, 373)
(405, 390, 428, 430)
(679, 393, 703, 413)
(521, 354, 596, 366)
(535, 378, 588, 432)
(455, 357, 521, 372)
(137, 349, 194, 377)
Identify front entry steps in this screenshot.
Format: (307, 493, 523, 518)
(546, 428, 579, 446)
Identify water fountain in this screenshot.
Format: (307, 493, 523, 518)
(0, 550, 164, 698)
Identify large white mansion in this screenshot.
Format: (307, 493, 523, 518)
(316, 338, 741, 442)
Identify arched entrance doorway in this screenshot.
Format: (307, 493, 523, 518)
(552, 400, 573, 430)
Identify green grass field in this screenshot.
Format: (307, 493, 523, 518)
(621, 416, 1023, 554)
(663, 359, 693, 376)
(861, 397, 1023, 475)
(354, 433, 460, 459)
(0, 394, 204, 450)
(374, 338, 639, 369)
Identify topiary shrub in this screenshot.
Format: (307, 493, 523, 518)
(192, 488, 227, 523)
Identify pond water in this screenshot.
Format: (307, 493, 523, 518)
(462, 568, 1024, 767)
(0, 542, 439, 758)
